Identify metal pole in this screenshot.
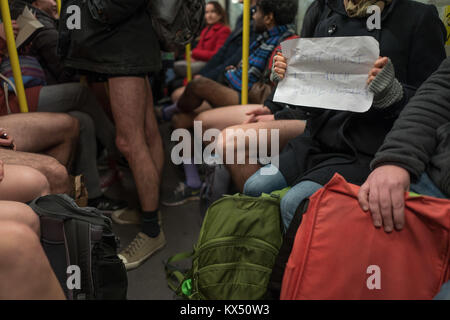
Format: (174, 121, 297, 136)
(241, 0, 250, 105)
(56, 0, 61, 15)
(185, 43, 192, 82)
(0, 0, 28, 112)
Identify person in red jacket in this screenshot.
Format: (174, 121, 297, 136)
(174, 1, 231, 77)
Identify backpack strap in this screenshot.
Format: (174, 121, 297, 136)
(165, 251, 195, 295)
(64, 219, 94, 300)
(266, 198, 310, 299)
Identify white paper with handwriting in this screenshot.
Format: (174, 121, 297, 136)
(273, 36, 380, 113)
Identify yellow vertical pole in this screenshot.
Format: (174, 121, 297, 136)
(185, 43, 192, 82)
(241, 0, 250, 105)
(56, 0, 61, 15)
(0, 0, 28, 112)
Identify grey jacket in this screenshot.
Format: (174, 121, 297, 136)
(371, 57, 450, 197)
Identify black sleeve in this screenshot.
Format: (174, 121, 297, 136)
(32, 27, 75, 83)
(371, 58, 450, 180)
(406, 4, 447, 89)
(300, 0, 325, 38)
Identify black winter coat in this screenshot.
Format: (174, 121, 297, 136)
(10, 2, 76, 84)
(371, 57, 450, 197)
(58, 0, 161, 75)
(278, 0, 447, 187)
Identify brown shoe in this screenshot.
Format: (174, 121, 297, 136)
(118, 231, 166, 270)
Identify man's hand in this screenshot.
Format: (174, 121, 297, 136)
(273, 52, 288, 80)
(0, 21, 19, 41)
(243, 106, 272, 124)
(358, 165, 411, 232)
(367, 57, 389, 85)
(0, 129, 16, 151)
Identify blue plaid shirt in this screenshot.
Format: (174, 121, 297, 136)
(225, 24, 295, 92)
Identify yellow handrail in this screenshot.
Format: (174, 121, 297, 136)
(185, 43, 192, 82)
(241, 0, 250, 105)
(0, 0, 28, 112)
(56, 0, 61, 16)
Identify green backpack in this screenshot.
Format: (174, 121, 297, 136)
(165, 191, 286, 300)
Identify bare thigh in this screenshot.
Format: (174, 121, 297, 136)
(0, 201, 40, 235)
(0, 112, 77, 153)
(195, 104, 262, 132)
(218, 120, 306, 160)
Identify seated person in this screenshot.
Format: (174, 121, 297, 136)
(11, 0, 76, 84)
(160, 0, 258, 121)
(358, 57, 450, 301)
(0, 113, 78, 194)
(241, 0, 447, 231)
(0, 205, 65, 299)
(0, 20, 126, 212)
(164, 0, 298, 128)
(0, 155, 64, 299)
(173, 1, 231, 78)
(161, 0, 298, 206)
(197, 0, 258, 84)
(358, 56, 450, 233)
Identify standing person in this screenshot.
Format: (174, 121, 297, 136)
(173, 1, 231, 78)
(58, 1, 165, 270)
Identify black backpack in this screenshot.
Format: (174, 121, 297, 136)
(29, 194, 128, 300)
(149, 0, 205, 51)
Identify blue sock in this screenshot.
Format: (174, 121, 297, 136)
(163, 103, 180, 121)
(183, 162, 202, 189)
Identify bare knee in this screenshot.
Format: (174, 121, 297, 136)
(0, 222, 40, 263)
(24, 167, 51, 199)
(43, 159, 70, 194)
(194, 112, 210, 132)
(0, 202, 40, 236)
(171, 86, 185, 102)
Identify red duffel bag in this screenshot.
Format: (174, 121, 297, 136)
(280, 174, 450, 300)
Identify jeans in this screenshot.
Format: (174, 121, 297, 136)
(243, 165, 288, 197)
(280, 181, 323, 230)
(434, 281, 450, 300)
(244, 164, 323, 230)
(37, 83, 116, 199)
(410, 173, 447, 199)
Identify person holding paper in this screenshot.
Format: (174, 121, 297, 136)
(242, 0, 447, 230)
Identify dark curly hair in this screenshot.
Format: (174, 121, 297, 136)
(256, 0, 298, 25)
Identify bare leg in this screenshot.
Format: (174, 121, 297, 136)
(144, 78, 164, 179)
(0, 164, 50, 203)
(0, 201, 41, 236)
(0, 222, 65, 300)
(218, 120, 306, 191)
(195, 104, 262, 132)
(171, 86, 185, 103)
(0, 149, 71, 194)
(0, 112, 79, 167)
(177, 76, 239, 112)
(172, 101, 212, 130)
(108, 77, 159, 211)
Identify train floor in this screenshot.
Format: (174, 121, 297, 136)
(105, 122, 202, 300)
